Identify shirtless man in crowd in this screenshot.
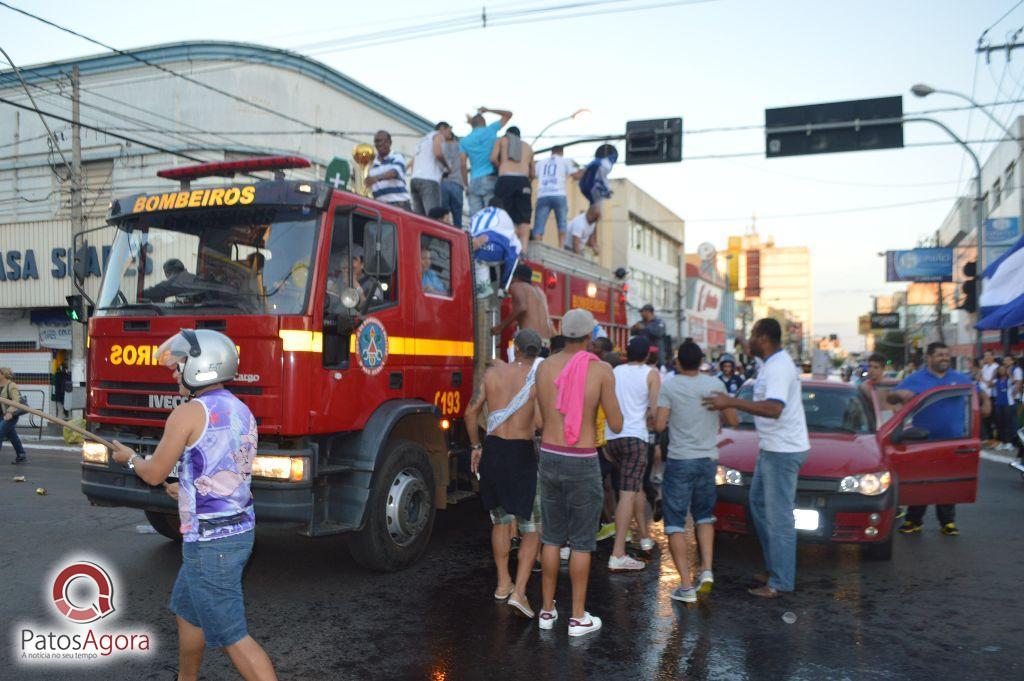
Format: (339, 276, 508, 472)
(534, 308, 623, 637)
(492, 264, 554, 357)
(491, 126, 536, 246)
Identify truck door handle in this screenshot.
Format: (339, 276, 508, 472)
(954, 447, 977, 455)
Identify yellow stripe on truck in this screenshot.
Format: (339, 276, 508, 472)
(280, 330, 472, 357)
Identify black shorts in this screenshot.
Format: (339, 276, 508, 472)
(494, 175, 532, 225)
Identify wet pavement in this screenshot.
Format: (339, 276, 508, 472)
(2, 447, 1022, 680)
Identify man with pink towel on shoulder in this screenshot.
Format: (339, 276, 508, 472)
(534, 308, 623, 637)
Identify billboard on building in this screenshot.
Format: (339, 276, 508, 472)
(744, 250, 761, 297)
(885, 248, 953, 282)
(870, 312, 900, 329)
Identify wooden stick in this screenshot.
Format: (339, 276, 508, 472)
(0, 396, 117, 450)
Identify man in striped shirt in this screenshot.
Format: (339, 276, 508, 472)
(365, 130, 411, 210)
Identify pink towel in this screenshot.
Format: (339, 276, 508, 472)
(554, 351, 599, 445)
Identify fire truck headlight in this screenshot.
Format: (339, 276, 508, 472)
(82, 442, 109, 465)
(252, 456, 307, 482)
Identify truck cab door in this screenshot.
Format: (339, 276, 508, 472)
(879, 385, 980, 506)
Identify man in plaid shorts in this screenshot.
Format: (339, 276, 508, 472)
(606, 337, 661, 572)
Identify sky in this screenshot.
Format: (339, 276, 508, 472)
(3, 0, 1022, 350)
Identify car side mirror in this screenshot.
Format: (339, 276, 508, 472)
(363, 220, 396, 277)
(892, 426, 930, 444)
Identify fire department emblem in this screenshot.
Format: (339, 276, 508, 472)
(356, 317, 388, 375)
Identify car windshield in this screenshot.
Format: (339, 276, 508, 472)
(733, 384, 874, 434)
(95, 206, 320, 316)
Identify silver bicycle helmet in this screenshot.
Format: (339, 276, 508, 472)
(156, 329, 239, 392)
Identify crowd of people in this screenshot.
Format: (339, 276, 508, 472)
(467, 309, 810, 637)
(971, 350, 1024, 457)
(361, 110, 617, 286)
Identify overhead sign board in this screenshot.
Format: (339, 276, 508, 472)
(870, 312, 900, 330)
(766, 96, 903, 158)
(625, 118, 682, 165)
(886, 248, 953, 283)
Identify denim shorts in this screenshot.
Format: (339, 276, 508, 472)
(538, 450, 603, 552)
(169, 530, 253, 648)
(662, 458, 718, 535)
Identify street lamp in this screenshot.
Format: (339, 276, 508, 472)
(911, 83, 1018, 141)
(531, 108, 590, 146)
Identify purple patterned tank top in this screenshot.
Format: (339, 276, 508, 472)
(177, 389, 257, 542)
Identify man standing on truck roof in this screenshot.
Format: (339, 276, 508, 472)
(461, 106, 514, 217)
(491, 264, 554, 356)
(110, 329, 278, 681)
(408, 122, 450, 216)
(887, 341, 991, 536)
(465, 329, 546, 619)
(490, 126, 535, 247)
(535, 308, 623, 637)
(365, 130, 411, 210)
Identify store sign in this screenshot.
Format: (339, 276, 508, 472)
(870, 312, 900, 330)
(38, 325, 73, 350)
(0, 246, 129, 283)
(984, 217, 1020, 245)
(885, 248, 953, 283)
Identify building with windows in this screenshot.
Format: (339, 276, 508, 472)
(724, 230, 812, 356)
(532, 176, 686, 344)
(0, 41, 433, 413)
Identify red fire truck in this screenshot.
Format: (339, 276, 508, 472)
(78, 156, 627, 571)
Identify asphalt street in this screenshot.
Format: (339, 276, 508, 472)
(1, 445, 1022, 681)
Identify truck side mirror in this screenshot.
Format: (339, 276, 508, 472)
(363, 220, 396, 277)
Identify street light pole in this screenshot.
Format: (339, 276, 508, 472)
(903, 116, 985, 358)
(531, 108, 590, 146)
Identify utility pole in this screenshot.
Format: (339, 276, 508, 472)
(936, 282, 945, 344)
(69, 66, 86, 417)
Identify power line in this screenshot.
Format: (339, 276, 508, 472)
(981, 0, 1024, 39)
(682, 196, 958, 223)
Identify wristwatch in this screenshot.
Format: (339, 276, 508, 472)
(126, 453, 141, 470)
(470, 444, 483, 452)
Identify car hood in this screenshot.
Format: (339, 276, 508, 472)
(716, 427, 885, 478)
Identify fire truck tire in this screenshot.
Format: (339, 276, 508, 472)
(144, 510, 182, 542)
(348, 439, 436, 572)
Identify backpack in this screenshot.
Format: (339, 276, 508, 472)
(578, 160, 599, 200)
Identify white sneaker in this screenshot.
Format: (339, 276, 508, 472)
(608, 554, 646, 572)
(538, 602, 558, 630)
(670, 586, 697, 603)
(697, 570, 714, 594)
(559, 546, 571, 561)
(639, 537, 656, 552)
(568, 612, 602, 637)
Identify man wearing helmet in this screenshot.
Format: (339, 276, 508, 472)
(111, 329, 277, 681)
(717, 354, 744, 396)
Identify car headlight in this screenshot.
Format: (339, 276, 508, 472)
(839, 471, 891, 496)
(251, 455, 307, 482)
(716, 465, 743, 486)
(82, 441, 109, 465)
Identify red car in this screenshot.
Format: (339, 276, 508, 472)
(713, 378, 981, 559)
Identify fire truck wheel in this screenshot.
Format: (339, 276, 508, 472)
(349, 439, 436, 572)
(144, 510, 182, 542)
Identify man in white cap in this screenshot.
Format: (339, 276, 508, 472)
(534, 308, 623, 637)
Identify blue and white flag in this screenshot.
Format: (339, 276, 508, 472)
(976, 234, 1024, 330)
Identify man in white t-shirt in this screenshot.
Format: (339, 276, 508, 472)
(532, 146, 581, 241)
(409, 122, 451, 216)
(980, 351, 998, 443)
(704, 318, 809, 598)
(563, 211, 599, 255)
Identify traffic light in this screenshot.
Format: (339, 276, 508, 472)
(65, 294, 88, 323)
(959, 261, 978, 313)
(625, 118, 682, 165)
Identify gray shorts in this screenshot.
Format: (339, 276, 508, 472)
(538, 449, 603, 553)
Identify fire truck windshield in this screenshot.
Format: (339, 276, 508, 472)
(96, 206, 320, 316)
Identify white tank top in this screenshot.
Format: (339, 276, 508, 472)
(607, 363, 653, 442)
(411, 131, 444, 182)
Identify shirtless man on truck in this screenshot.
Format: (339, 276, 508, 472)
(491, 264, 554, 357)
(534, 308, 623, 637)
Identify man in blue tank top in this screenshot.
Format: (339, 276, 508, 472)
(112, 329, 277, 681)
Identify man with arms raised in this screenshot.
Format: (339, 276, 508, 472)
(535, 309, 623, 636)
(465, 330, 545, 618)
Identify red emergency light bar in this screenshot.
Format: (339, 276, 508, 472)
(157, 156, 312, 181)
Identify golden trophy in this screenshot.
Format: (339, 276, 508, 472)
(352, 143, 376, 197)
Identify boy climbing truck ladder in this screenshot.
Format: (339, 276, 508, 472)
(76, 155, 627, 572)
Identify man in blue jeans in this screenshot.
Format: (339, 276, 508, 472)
(704, 318, 809, 598)
(532, 146, 581, 241)
(460, 106, 513, 217)
(655, 341, 737, 602)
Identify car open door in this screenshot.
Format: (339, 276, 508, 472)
(879, 385, 980, 506)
